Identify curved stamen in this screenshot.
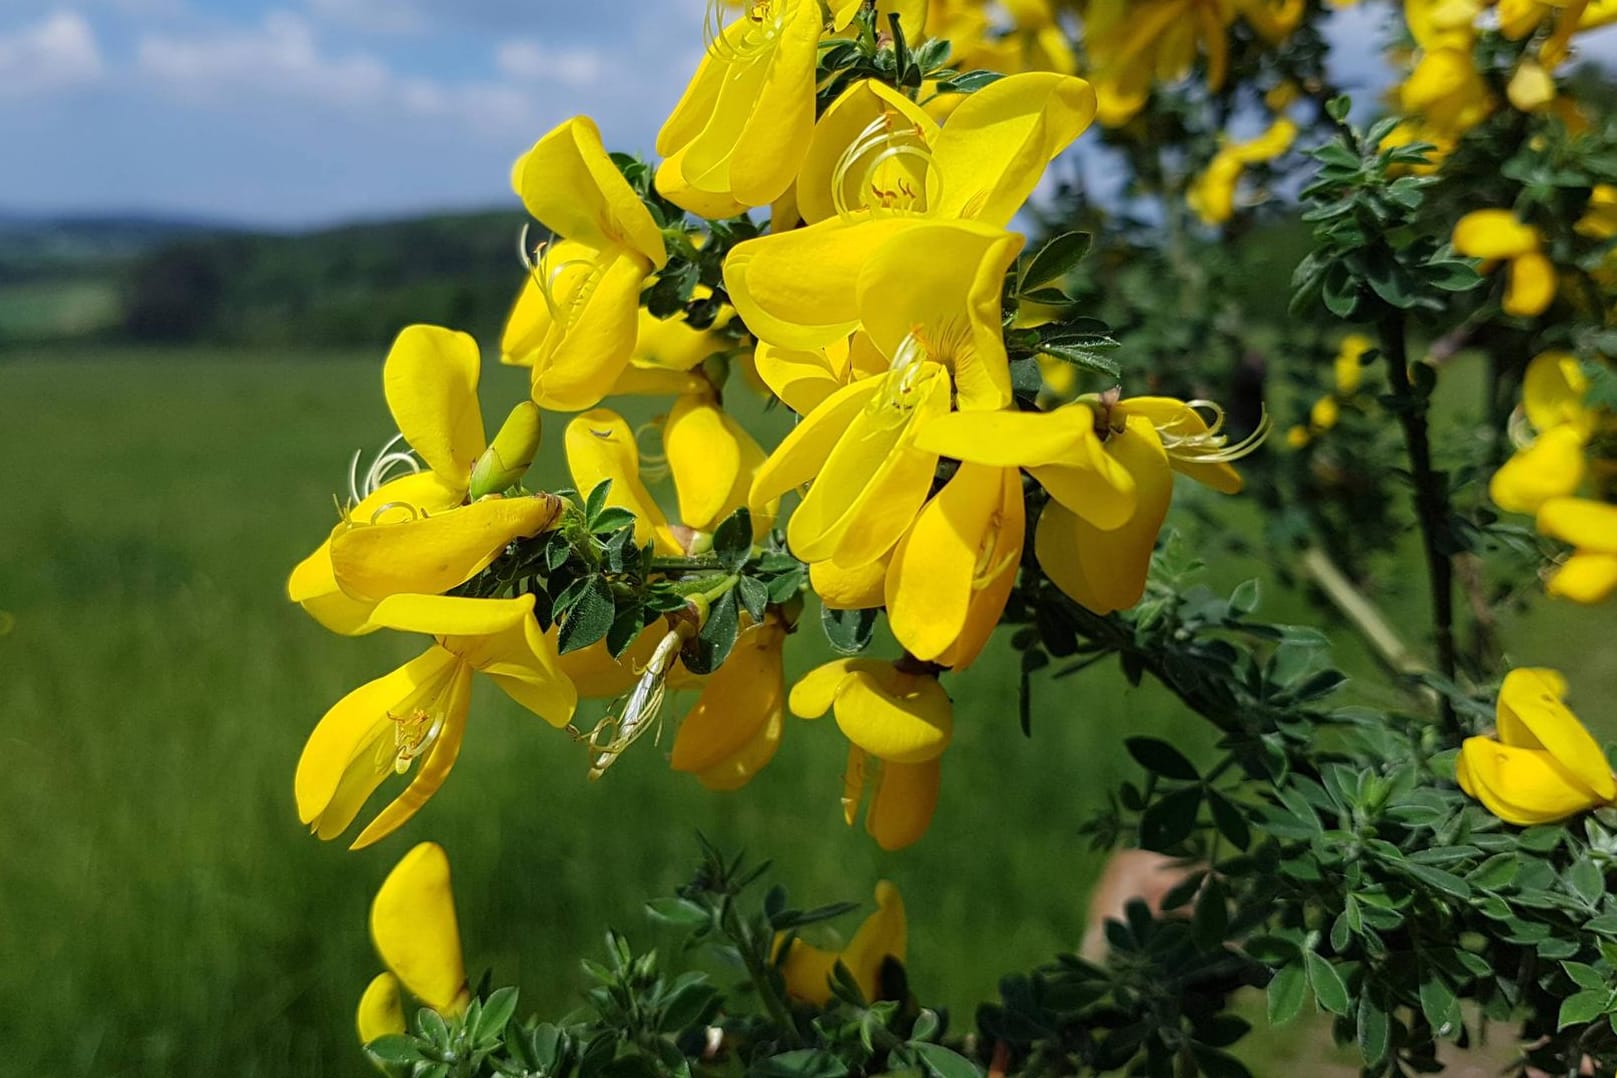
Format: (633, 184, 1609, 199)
(832, 113, 941, 221)
(369, 501, 424, 525)
(345, 432, 424, 509)
(703, 0, 782, 63)
(638, 421, 671, 484)
(1155, 401, 1273, 464)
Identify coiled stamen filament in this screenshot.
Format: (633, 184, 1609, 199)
(377, 707, 446, 776)
(832, 113, 941, 221)
(703, 0, 782, 62)
(1154, 400, 1273, 464)
(519, 223, 599, 322)
(346, 431, 424, 507)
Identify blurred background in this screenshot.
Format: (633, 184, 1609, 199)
(3, 2, 1617, 1076)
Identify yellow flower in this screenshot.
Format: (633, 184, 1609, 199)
(748, 221, 1024, 567)
(754, 334, 889, 415)
(1489, 351, 1591, 514)
(1187, 118, 1298, 225)
(1538, 498, 1617, 603)
(358, 842, 471, 1044)
(295, 594, 577, 848)
(790, 658, 952, 850)
(665, 387, 778, 539)
(1084, 0, 1235, 127)
(503, 117, 668, 412)
(671, 615, 787, 789)
(916, 396, 1252, 615)
(777, 881, 906, 1005)
(1452, 209, 1555, 317)
(1576, 184, 1617, 241)
(1508, 58, 1556, 112)
(289, 326, 541, 635)
(1285, 424, 1312, 450)
(1309, 395, 1340, 432)
(724, 72, 1094, 351)
(655, 0, 824, 217)
(1457, 668, 1616, 825)
(1397, 46, 1494, 150)
(885, 462, 1026, 670)
(1334, 333, 1373, 396)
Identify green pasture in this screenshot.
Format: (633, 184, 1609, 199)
(0, 347, 1612, 1077)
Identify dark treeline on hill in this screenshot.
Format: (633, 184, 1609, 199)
(118, 210, 527, 348)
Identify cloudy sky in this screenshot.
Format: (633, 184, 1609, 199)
(0, 2, 1607, 228)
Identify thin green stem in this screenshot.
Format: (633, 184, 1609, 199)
(1377, 312, 1461, 740)
(649, 555, 726, 573)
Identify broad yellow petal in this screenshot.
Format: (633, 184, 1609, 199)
(666, 392, 744, 531)
(1547, 552, 1617, 604)
(930, 72, 1097, 225)
(1458, 736, 1603, 826)
(779, 938, 840, 1005)
(530, 249, 653, 413)
(834, 666, 953, 764)
(1496, 667, 1614, 798)
(796, 79, 938, 225)
(811, 552, 891, 610)
(1453, 209, 1540, 260)
(357, 972, 406, 1043)
(330, 495, 563, 604)
(655, 147, 751, 220)
(840, 881, 909, 993)
(1522, 352, 1590, 436)
(672, 620, 786, 774)
(365, 593, 534, 639)
(565, 410, 681, 555)
(447, 611, 577, 728)
(729, 0, 822, 207)
(937, 468, 1025, 671)
(887, 463, 1004, 661)
(751, 378, 883, 504)
(866, 756, 941, 851)
(1489, 427, 1586, 514)
(755, 339, 853, 415)
(724, 217, 922, 351)
(1504, 251, 1555, 316)
(1537, 497, 1617, 553)
(788, 658, 869, 719)
(370, 842, 469, 1015)
(513, 116, 666, 266)
(694, 703, 785, 791)
(383, 325, 485, 488)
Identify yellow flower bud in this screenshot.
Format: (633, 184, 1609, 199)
(468, 402, 542, 499)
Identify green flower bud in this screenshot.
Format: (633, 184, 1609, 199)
(469, 402, 542, 499)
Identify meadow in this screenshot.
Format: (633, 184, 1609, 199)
(1, 347, 1612, 1077)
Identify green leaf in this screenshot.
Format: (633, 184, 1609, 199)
(557, 575, 615, 654)
(1125, 736, 1200, 781)
(1189, 1045, 1252, 1078)
(1558, 988, 1612, 1030)
(1228, 578, 1260, 615)
(754, 1050, 851, 1078)
(1419, 976, 1460, 1038)
(1568, 858, 1603, 906)
(681, 589, 739, 675)
(585, 479, 612, 523)
(821, 604, 877, 655)
(737, 575, 769, 622)
(1357, 991, 1390, 1066)
(1327, 95, 1352, 122)
(1564, 961, 1608, 990)
(1305, 952, 1350, 1016)
(1021, 231, 1092, 293)
(1036, 341, 1122, 380)
(645, 897, 709, 927)
(712, 507, 753, 572)
(476, 986, 519, 1041)
(1267, 963, 1307, 1026)
(364, 1035, 425, 1066)
(658, 981, 719, 1033)
(1207, 791, 1251, 850)
(1398, 861, 1472, 899)
(910, 1041, 982, 1078)
(1139, 785, 1202, 851)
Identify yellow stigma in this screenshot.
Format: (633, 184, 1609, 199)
(833, 111, 942, 221)
(703, 0, 785, 62)
(381, 706, 446, 776)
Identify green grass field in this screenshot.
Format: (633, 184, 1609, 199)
(1, 347, 1612, 1077)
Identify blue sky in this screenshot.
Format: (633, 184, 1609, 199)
(0, 1, 1609, 228)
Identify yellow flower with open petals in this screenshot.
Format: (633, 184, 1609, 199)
(1453, 209, 1555, 317)
(358, 842, 470, 1044)
(289, 326, 541, 635)
(672, 615, 787, 790)
(777, 881, 906, 1005)
(1187, 118, 1298, 226)
(503, 117, 668, 412)
(791, 658, 951, 849)
(1538, 498, 1617, 604)
(296, 594, 576, 849)
(1490, 351, 1591, 514)
(1457, 668, 1616, 825)
(725, 72, 1093, 351)
(655, 0, 824, 217)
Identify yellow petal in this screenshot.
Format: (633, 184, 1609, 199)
(1497, 667, 1614, 798)
(654, 147, 751, 220)
(1504, 251, 1556, 316)
(788, 659, 869, 719)
(1537, 497, 1617, 554)
(447, 611, 577, 729)
(811, 552, 892, 611)
(1453, 209, 1540, 259)
(1034, 416, 1173, 614)
(834, 665, 953, 764)
(856, 220, 1023, 411)
(724, 217, 922, 351)
(1546, 552, 1617, 604)
(929, 72, 1097, 226)
(294, 648, 458, 832)
(383, 325, 485, 489)
(357, 972, 407, 1044)
(370, 842, 470, 1015)
(840, 881, 909, 994)
(530, 249, 653, 413)
(866, 758, 941, 851)
(350, 665, 473, 849)
(672, 620, 786, 774)
(513, 116, 666, 267)
(564, 410, 681, 555)
(1508, 59, 1556, 111)
(657, 41, 725, 157)
(330, 495, 563, 604)
(779, 937, 840, 1005)
(693, 702, 785, 791)
(1522, 351, 1590, 435)
(1457, 736, 1604, 825)
(666, 392, 744, 531)
(755, 339, 854, 415)
(554, 625, 663, 699)
(1488, 426, 1586, 514)
(936, 468, 1025, 671)
(786, 362, 950, 565)
(364, 593, 535, 638)
(1117, 396, 1245, 493)
(751, 377, 883, 504)
(728, 0, 823, 208)
(886, 463, 1006, 661)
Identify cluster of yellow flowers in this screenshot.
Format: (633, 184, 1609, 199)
(1285, 332, 1373, 450)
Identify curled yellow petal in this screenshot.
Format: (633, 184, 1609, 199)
(1522, 352, 1590, 436)
(1488, 427, 1586, 515)
(1496, 667, 1615, 799)
(812, 552, 891, 611)
(1453, 209, 1540, 260)
(1504, 251, 1555, 316)
(383, 325, 485, 489)
(834, 665, 953, 764)
(357, 972, 406, 1044)
(513, 116, 665, 266)
(865, 758, 941, 851)
(1458, 736, 1605, 826)
(672, 619, 786, 777)
(565, 410, 681, 555)
(371, 842, 470, 1015)
(1537, 497, 1617, 554)
(1546, 552, 1617, 604)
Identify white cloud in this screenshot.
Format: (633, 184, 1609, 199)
(0, 10, 104, 99)
(495, 39, 604, 89)
(135, 11, 544, 138)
